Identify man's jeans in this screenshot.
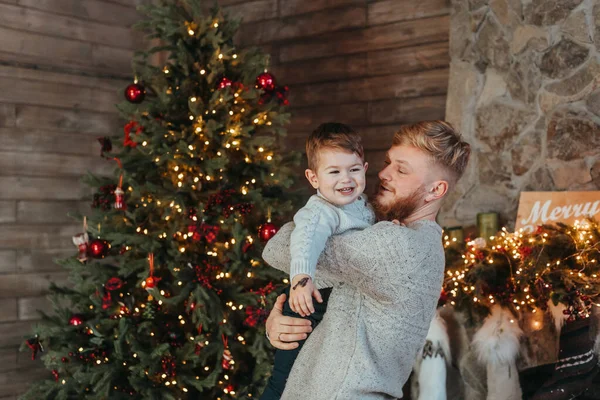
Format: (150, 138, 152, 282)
(260, 286, 332, 400)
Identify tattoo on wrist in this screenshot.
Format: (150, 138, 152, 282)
(292, 277, 310, 290)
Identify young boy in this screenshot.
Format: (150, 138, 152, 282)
(261, 122, 375, 399)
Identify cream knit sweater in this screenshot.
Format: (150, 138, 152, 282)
(290, 193, 375, 287)
(263, 220, 444, 399)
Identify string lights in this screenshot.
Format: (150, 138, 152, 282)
(442, 219, 600, 324)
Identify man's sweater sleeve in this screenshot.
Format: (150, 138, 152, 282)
(264, 221, 421, 299)
(290, 201, 339, 280)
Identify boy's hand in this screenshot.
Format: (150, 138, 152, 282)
(290, 274, 322, 317)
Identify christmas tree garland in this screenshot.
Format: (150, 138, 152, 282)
(442, 219, 600, 325)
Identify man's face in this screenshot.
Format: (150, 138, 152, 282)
(373, 144, 433, 221)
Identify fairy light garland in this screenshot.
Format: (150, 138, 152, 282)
(442, 219, 600, 323)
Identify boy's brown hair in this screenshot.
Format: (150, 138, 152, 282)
(306, 123, 364, 170)
(392, 120, 471, 186)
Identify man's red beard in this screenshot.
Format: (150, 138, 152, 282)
(372, 184, 426, 222)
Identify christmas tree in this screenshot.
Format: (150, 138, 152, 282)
(21, 1, 299, 398)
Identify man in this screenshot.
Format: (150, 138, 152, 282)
(262, 121, 471, 399)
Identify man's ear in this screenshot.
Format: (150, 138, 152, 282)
(305, 169, 319, 189)
(363, 162, 369, 173)
(425, 180, 448, 202)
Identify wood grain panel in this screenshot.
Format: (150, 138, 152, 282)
(14, 105, 122, 135)
(0, 77, 118, 113)
(288, 68, 449, 107)
(16, 0, 141, 26)
(0, 3, 141, 49)
(274, 53, 368, 85)
(17, 201, 90, 224)
(280, 0, 363, 17)
(368, 95, 447, 124)
(239, 5, 366, 45)
(280, 15, 449, 62)
(0, 224, 79, 249)
(368, 0, 450, 25)
(0, 272, 68, 299)
(367, 42, 450, 76)
(0, 177, 90, 201)
(0, 128, 96, 156)
(0, 151, 113, 178)
(17, 249, 74, 273)
(0, 250, 17, 274)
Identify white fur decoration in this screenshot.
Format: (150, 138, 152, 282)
(427, 311, 452, 364)
(473, 306, 523, 400)
(547, 299, 569, 333)
(473, 305, 523, 366)
(415, 310, 451, 400)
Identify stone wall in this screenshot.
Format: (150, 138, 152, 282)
(442, 0, 600, 228)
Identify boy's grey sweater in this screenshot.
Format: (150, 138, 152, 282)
(263, 220, 444, 399)
(290, 193, 375, 286)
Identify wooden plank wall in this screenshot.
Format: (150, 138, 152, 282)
(0, 1, 143, 398)
(0, 1, 449, 397)
(225, 0, 451, 188)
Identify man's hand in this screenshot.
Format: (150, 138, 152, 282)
(290, 274, 323, 317)
(266, 294, 313, 350)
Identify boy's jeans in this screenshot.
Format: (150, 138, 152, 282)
(260, 286, 332, 400)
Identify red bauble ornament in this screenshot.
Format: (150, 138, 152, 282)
(69, 314, 84, 326)
(124, 83, 145, 103)
(88, 239, 109, 258)
(52, 369, 59, 382)
(217, 77, 233, 90)
(105, 277, 123, 291)
(256, 72, 276, 92)
(259, 222, 279, 241)
(144, 276, 160, 289)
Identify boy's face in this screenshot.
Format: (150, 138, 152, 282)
(305, 149, 368, 206)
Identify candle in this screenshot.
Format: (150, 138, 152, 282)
(477, 212, 499, 239)
(446, 226, 464, 247)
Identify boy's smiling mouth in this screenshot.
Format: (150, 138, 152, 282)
(337, 187, 355, 195)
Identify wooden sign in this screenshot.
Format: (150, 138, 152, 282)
(516, 191, 600, 233)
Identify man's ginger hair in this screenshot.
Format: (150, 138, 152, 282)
(306, 122, 364, 170)
(393, 121, 471, 185)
